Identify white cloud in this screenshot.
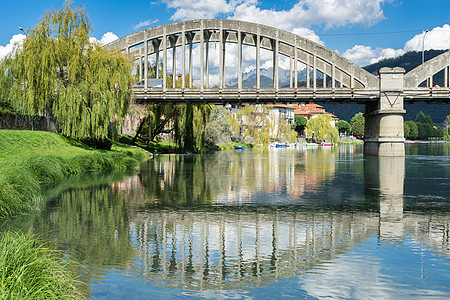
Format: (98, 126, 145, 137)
(165, 0, 390, 28)
(90, 32, 119, 46)
(369, 48, 405, 64)
(134, 19, 159, 30)
(343, 45, 405, 66)
(292, 27, 324, 45)
(0, 34, 26, 61)
(404, 24, 450, 51)
(231, 0, 388, 31)
(342, 24, 450, 66)
(343, 45, 377, 65)
(163, 0, 251, 21)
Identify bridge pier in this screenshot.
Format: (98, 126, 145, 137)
(364, 67, 406, 156)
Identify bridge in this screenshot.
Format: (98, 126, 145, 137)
(106, 19, 450, 156)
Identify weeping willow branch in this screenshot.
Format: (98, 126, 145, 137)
(0, 1, 134, 141)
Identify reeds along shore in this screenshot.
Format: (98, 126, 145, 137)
(0, 130, 148, 219)
(0, 130, 148, 298)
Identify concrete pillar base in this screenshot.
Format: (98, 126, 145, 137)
(364, 108, 406, 157)
(364, 140, 405, 157)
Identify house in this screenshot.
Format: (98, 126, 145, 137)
(293, 103, 338, 127)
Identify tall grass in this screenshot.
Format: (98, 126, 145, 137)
(0, 130, 148, 219)
(0, 231, 83, 299)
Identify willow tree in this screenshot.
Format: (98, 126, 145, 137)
(132, 71, 212, 153)
(0, 2, 133, 143)
(306, 114, 339, 143)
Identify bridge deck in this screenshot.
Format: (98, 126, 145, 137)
(133, 87, 450, 103)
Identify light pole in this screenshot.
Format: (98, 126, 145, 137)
(19, 27, 27, 37)
(422, 29, 429, 66)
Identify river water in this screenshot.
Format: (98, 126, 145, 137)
(2, 144, 449, 299)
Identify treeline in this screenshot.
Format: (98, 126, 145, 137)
(405, 111, 449, 140)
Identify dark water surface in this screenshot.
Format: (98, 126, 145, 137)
(2, 144, 449, 299)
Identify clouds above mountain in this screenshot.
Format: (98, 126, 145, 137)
(404, 24, 450, 51)
(343, 24, 450, 66)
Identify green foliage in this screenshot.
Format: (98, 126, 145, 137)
(0, 2, 133, 141)
(416, 111, 432, 125)
(274, 118, 297, 143)
(204, 106, 232, 148)
(404, 122, 410, 138)
(294, 115, 307, 134)
(336, 120, 351, 134)
(306, 114, 339, 143)
(0, 130, 148, 219)
(350, 113, 365, 137)
(231, 105, 271, 144)
(405, 120, 418, 139)
(0, 231, 82, 299)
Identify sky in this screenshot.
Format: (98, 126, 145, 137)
(1, 0, 450, 67)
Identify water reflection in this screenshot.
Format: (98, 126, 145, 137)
(365, 156, 405, 240)
(1, 147, 449, 297)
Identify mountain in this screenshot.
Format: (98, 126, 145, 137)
(227, 67, 307, 88)
(323, 50, 450, 124)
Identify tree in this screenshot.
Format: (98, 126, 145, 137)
(0, 2, 133, 145)
(204, 106, 232, 147)
(405, 120, 418, 139)
(336, 120, 351, 134)
(415, 111, 433, 125)
(231, 105, 270, 143)
(444, 115, 450, 136)
(294, 115, 307, 135)
(350, 113, 365, 137)
(404, 122, 410, 139)
(306, 114, 339, 143)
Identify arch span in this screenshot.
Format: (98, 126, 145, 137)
(404, 50, 450, 88)
(106, 19, 379, 90)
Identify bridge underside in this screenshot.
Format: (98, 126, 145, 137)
(133, 87, 450, 104)
(133, 87, 378, 103)
(107, 20, 450, 157)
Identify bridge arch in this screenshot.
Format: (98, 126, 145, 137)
(404, 50, 450, 88)
(106, 19, 379, 90)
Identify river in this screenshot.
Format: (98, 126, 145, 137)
(2, 143, 449, 299)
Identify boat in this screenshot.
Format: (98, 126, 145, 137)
(306, 143, 318, 147)
(234, 145, 245, 150)
(318, 142, 333, 146)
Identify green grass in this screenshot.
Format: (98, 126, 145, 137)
(0, 231, 83, 299)
(119, 135, 179, 153)
(336, 141, 364, 145)
(0, 130, 148, 219)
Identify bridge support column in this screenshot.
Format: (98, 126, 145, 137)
(364, 67, 406, 157)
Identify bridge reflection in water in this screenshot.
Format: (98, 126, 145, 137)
(5, 149, 448, 295)
(117, 152, 449, 291)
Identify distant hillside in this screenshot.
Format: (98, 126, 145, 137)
(364, 50, 447, 75)
(323, 50, 450, 124)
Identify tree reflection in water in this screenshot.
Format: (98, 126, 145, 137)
(1, 147, 449, 296)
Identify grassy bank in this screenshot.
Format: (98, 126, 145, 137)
(0, 130, 148, 298)
(0, 231, 83, 299)
(216, 142, 254, 150)
(119, 135, 178, 153)
(0, 130, 148, 219)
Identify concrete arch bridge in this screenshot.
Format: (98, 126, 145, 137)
(106, 19, 450, 156)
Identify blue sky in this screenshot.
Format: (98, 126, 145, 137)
(1, 0, 450, 66)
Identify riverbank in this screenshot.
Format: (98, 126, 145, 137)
(0, 130, 147, 219)
(0, 130, 149, 219)
(0, 130, 149, 298)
